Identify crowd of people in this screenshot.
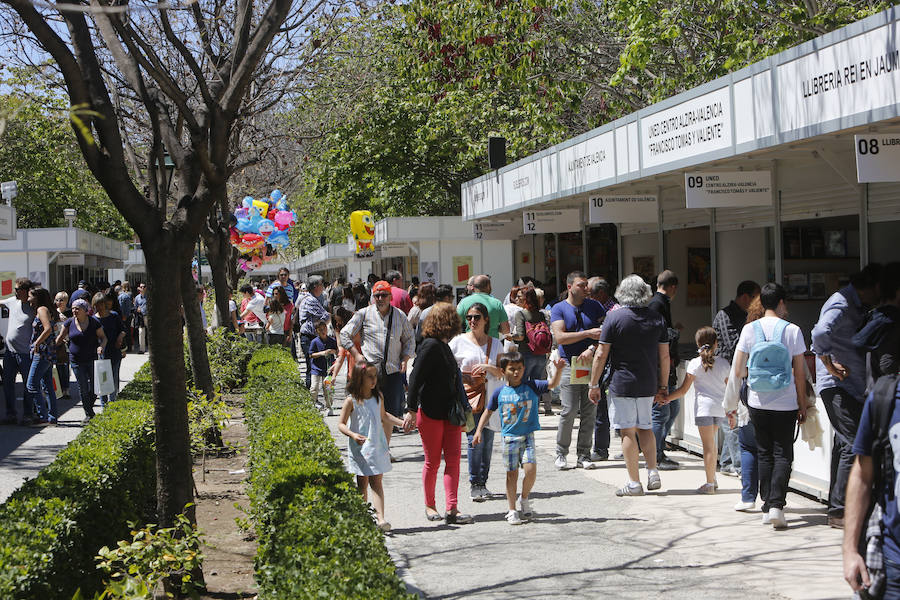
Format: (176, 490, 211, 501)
(270, 261, 900, 559)
(1, 277, 150, 425)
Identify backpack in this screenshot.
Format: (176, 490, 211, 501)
(747, 319, 792, 392)
(857, 374, 899, 600)
(525, 319, 552, 355)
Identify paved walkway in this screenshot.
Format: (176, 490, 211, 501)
(0, 352, 149, 501)
(325, 404, 846, 599)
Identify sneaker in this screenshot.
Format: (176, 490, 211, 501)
(554, 455, 567, 470)
(647, 471, 661, 491)
(616, 482, 645, 497)
(769, 507, 787, 529)
(720, 465, 740, 478)
(576, 456, 596, 470)
(518, 496, 533, 518)
(696, 482, 717, 495)
(326, 409, 334, 417)
(470, 485, 487, 503)
(481, 486, 494, 500)
(734, 500, 756, 512)
(658, 456, 680, 470)
(613, 452, 624, 460)
(543, 408, 554, 416)
(761, 511, 771, 525)
(590, 450, 609, 462)
(30, 418, 50, 428)
(505, 509, 523, 525)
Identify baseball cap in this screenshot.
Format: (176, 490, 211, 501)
(372, 281, 391, 295)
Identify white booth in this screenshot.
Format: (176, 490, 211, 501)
(461, 7, 900, 500)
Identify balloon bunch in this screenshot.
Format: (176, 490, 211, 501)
(229, 189, 296, 272)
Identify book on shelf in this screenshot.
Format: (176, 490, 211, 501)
(785, 273, 809, 299)
(808, 273, 827, 299)
(783, 227, 803, 259)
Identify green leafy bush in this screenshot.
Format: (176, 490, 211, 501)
(206, 329, 256, 390)
(0, 399, 156, 598)
(245, 347, 412, 599)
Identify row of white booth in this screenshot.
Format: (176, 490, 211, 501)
(452, 7, 900, 500)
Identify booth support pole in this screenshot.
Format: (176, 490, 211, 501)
(772, 160, 783, 285)
(859, 184, 869, 268)
(709, 209, 718, 323)
(656, 185, 665, 269)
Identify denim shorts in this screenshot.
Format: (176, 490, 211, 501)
(610, 395, 654, 430)
(502, 432, 536, 471)
(695, 416, 728, 427)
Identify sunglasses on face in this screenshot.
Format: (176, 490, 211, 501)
(465, 314, 482, 322)
(373, 293, 390, 299)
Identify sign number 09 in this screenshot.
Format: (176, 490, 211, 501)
(858, 138, 880, 155)
(686, 176, 704, 188)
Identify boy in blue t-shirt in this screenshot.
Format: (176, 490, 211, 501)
(473, 351, 566, 525)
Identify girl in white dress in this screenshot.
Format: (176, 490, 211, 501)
(338, 361, 404, 532)
(666, 327, 730, 494)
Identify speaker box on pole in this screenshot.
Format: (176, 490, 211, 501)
(489, 137, 506, 170)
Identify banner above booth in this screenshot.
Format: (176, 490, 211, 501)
(588, 195, 658, 223)
(684, 171, 773, 208)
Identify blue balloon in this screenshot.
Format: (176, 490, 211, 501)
(271, 189, 283, 203)
(236, 218, 251, 232)
(268, 229, 289, 248)
(248, 214, 262, 234)
(275, 199, 289, 212)
(242, 196, 254, 208)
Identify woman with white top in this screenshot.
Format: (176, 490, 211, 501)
(666, 326, 730, 494)
(726, 283, 807, 530)
(449, 302, 504, 503)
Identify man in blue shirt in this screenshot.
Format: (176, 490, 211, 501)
(844, 378, 900, 597)
(266, 268, 296, 304)
(117, 282, 134, 352)
(550, 270, 606, 470)
(813, 264, 882, 528)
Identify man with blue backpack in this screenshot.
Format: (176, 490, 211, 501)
(729, 283, 807, 529)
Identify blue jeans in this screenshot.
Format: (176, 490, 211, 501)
(593, 385, 610, 455)
(523, 353, 551, 412)
(381, 372, 405, 419)
(71, 361, 96, 418)
(738, 423, 759, 503)
(3, 351, 35, 418)
(26, 355, 57, 421)
(100, 354, 122, 406)
(652, 396, 680, 460)
(466, 415, 494, 486)
(299, 333, 315, 389)
(719, 425, 741, 470)
(885, 559, 900, 600)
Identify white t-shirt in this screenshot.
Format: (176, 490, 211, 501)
(736, 316, 806, 411)
(503, 304, 523, 351)
(268, 310, 285, 335)
(243, 294, 266, 326)
(449, 334, 503, 431)
(686, 355, 729, 418)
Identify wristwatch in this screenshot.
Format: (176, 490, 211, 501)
(588, 383, 600, 390)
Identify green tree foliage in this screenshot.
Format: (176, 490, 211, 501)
(0, 77, 132, 240)
(292, 0, 893, 252)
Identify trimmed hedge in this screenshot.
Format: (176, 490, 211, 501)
(245, 346, 413, 599)
(0, 397, 155, 598)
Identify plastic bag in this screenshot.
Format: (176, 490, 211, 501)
(94, 359, 115, 396)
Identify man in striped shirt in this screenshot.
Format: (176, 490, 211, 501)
(340, 280, 415, 446)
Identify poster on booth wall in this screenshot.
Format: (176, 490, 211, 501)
(687, 247, 711, 306)
(420, 261, 439, 284)
(0, 271, 15, 299)
(632, 256, 655, 285)
(452, 256, 473, 286)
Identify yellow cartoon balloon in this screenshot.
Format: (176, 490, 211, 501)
(350, 210, 375, 257)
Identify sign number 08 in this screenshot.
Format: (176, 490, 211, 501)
(858, 139, 880, 155)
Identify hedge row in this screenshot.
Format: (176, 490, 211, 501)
(0, 396, 155, 598)
(244, 346, 413, 599)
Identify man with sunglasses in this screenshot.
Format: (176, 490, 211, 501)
(2, 278, 36, 424)
(341, 280, 414, 447)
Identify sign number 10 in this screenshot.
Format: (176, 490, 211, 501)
(858, 138, 880, 155)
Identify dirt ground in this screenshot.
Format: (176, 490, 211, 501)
(194, 395, 258, 599)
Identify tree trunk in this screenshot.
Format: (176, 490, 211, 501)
(202, 224, 236, 331)
(144, 241, 196, 528)
(180, 262, 215, 399)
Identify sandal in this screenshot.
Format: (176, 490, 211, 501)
(425, 509, 443, 522)
(445, 511, 474, 525)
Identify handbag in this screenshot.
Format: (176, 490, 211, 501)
(449, 363, 475, 430)
(93, 359, 116, 396)
(462, 338, 492, 412)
